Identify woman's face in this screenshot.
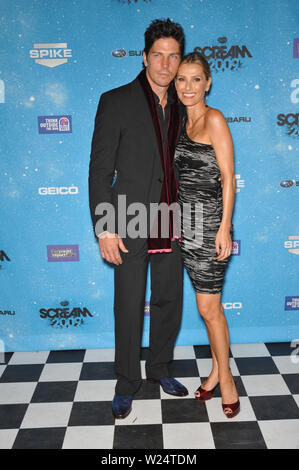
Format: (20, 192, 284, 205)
(175, 62, 211, 107)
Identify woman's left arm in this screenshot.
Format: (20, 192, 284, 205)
(207, 109, 235, 261)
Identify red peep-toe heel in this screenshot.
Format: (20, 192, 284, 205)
(222, 399, 240, 418)
(195, 383, 219, 401)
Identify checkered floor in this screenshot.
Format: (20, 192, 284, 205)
(0, 342, 299, 449)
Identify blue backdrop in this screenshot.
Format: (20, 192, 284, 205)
(0, 0, 298, 352)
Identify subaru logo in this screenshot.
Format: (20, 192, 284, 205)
(280, 180, 294, 188)
(111, 49, 126, 58)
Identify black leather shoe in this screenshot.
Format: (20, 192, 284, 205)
(112, 394, 133, 419)
(148, 377, 188, 397)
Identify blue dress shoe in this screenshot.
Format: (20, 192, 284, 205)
(148, 377, 188, 397)
(112, 394, 133, 419)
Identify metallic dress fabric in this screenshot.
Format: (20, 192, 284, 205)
(174, 122, 232, 294)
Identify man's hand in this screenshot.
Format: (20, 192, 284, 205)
(98, 232, 129, 265)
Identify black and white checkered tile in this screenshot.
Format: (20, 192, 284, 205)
(0, 342, 298, 449)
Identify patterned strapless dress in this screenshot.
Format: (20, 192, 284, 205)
(174, 121, 232, 294)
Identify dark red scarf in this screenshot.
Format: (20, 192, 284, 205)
(138, 69, 181, 253)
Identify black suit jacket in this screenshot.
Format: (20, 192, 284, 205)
(88, 72, 182, 256)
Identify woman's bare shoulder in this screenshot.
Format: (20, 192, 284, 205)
(206, 107, 226, 123)
(205, 107, 228, 132)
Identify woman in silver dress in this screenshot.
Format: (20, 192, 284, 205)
(174, 52, 240, 418)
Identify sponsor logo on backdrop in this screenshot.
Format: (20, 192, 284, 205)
(226, 116, 251, 123)
(0, 310, 15, 316)
(222, 302, 242, 311)
(40, 301, 93, 328)
(277, 112, 299, 138)
(111, 49, 143, 58)
(285, 296, 299, 310)
(277, 80, 299, 138)
(111, 49, 127, 58)
(284, 235, 299, 255)
(38, 186, 79, 195)
(30, 43, 72, 68)
(235, 174, 245, 193)
(194, 36, 252, 73)
(128, 50, 143, 56)
(0, 79, 4, 103)
(280, 179, 299, 188)
(0, 250, 10, 269)
(38, 115, 72, 134)
(47, 245, 80, 262)
(293, 39, 299, 58)
(232, 240, 241, 255)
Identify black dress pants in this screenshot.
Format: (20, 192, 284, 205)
(114, 240, 183, 395)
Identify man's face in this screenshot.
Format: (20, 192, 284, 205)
(143, 37, 181, 89)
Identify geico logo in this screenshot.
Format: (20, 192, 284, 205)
(222, 302, 242, 309)
(285, 241, 299, 248)
(277, 113, 299, 126)
(39, 187, 79, 195)
(30, 49, 72, 58)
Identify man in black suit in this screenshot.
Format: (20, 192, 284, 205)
(89, 19, 188, 419)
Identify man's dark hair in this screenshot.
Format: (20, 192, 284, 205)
(144, 18, 185, 57)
